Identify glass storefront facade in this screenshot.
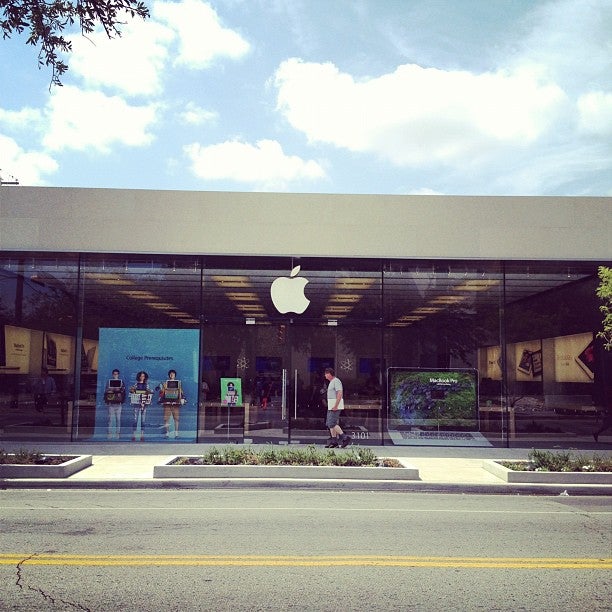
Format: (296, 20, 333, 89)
(1, 252, 609, 447)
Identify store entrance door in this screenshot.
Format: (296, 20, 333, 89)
(199, 319, 383, 446)
(280, 323, 336, 444)
(245, 322, 337, 445)
(284, 322, 385, 446)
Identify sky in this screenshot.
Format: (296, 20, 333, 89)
(1, 0, 611, 195)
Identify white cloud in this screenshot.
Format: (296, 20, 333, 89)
(0, 134, 58, 185)
(42, 86, 158, 153)
(0, 107, 43, 130)
(515, 0, 612, 93)
(184, 138, 326, 189)
(65, 1, 249, 95)
(407, 187, 444, 196)
(577, 91, 612, 136)
(68, 18, 173, 96)
(179, 102, 218, 125)
(274, 58, 566, 167)
(479, 142, 612, 196)
(154, 0, 250, 68)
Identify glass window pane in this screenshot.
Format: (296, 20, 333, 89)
(503, 261, 609, 447)
(384, 260, 503, 447)
(2, 249, 608, 451)
(0, 254, 79, 443)
(77, 255, 202, 442)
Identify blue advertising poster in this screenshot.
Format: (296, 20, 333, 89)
(95, 328, 200, 441)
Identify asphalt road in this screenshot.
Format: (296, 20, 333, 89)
(1, 489, 610, 611)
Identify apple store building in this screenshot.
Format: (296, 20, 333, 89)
(1, 187, 611, 448)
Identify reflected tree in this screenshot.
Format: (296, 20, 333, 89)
(596, 266, 612, 351)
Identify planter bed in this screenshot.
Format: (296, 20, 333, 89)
(483, 460, 612, 485)
(0, 455, 92, 479)
(154, 456, 419, 480)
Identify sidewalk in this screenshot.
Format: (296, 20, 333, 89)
(1, 443, 611, 495)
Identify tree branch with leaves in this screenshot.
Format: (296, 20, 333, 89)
(1, 0, 150, 86)
(596, 265, 612, 351)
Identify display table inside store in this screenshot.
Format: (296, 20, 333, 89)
(198, 402, 247, 436)
(553, 404, 601, 415)
(343, 402, 381, 432)
(478, 405, 516, 439)
(343, 402, 381, 410)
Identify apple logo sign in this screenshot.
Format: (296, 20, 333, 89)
(270, 265, 310, 314)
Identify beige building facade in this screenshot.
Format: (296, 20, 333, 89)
(1, 187, 611, 447)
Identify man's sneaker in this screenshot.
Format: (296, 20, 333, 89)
(324, 437, 339, 448)
(340, 434, 351, 448)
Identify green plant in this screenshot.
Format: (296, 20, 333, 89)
(0, 448, 42, 464)
(501, 449, 612, 472)
(169, 445, 399, 468)
(1, 0, 150, 86)
(596, 265, 612, 351)
(529, 449, 573, 471)
(0, 448, 74, 465)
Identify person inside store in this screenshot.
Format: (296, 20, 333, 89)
(200, 378, 210, 402)
(593, 382, 612, 443)
(260, 378, 272, 410)
(33, 366, 56, 414)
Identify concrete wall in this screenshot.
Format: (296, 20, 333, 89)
(1, 186, 611, 260)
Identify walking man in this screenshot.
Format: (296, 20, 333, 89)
(324, 367, 351, 448)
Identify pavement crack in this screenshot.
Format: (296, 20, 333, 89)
(15, 553, 36, 590)
(16, 553, 91, 611)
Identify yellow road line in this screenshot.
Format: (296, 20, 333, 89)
(0, 554, 610, 569)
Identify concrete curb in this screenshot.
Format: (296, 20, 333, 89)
(483, 460, 612, 484)
(1, 477, 611, 495)
(0, 455, 92, 479)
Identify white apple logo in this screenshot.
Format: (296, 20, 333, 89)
(271, 265, 310, 314)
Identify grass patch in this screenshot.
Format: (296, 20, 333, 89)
(499, 449, 612, 472)
(0, 448, 75, 465)
(170, 445, 402, 468)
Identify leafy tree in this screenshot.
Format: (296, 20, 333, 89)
(1, 0, 149, 86)
(596, 266, 612, 350)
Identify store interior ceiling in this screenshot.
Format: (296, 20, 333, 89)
(3, 257, 595, 329)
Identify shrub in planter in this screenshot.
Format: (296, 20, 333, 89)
(170, 445, 402, 468)
(0, 448, 75, 465)
(499, 449, 612, 473)
(0, 448, 92, 479)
